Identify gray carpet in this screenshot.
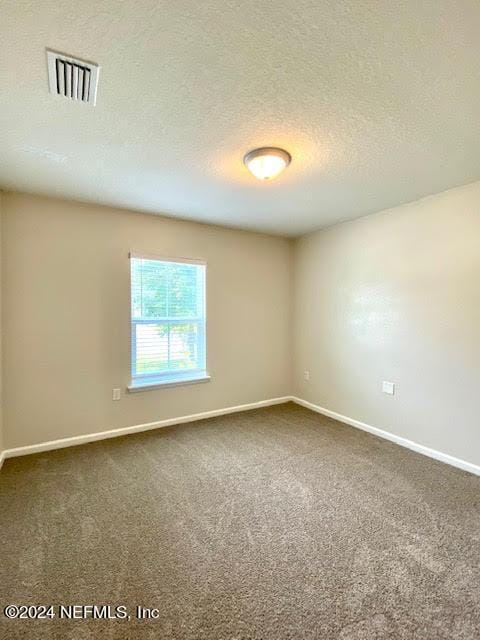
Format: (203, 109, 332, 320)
(1, 402, 479, 639)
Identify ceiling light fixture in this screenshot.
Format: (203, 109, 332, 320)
(244, 147, 291, 181)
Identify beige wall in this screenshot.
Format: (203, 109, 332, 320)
(0, 192, 3, 456)
(2, 192, 292, 448)
(293, 181, 480, 467)
(3, 183, 479, 466)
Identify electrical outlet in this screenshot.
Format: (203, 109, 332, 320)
(304, 370, 310, 382)
(112, 388, 121, 401)
(382, 381, 395, 395)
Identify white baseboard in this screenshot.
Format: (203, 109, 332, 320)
(291, 396, 480, 477)
(3, 395, 479, 477)
(2, 396, 291, 461)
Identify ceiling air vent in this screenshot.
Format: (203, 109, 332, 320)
(46, 49, 99, 105)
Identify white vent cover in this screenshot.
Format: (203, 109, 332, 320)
(46, 50, 99, 105)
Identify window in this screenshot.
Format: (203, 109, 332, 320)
(129, 254, 208, 390)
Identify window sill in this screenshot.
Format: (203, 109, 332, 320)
(127, 373, 211, 393)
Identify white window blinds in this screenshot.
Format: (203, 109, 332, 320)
(130, 255, 207, 387)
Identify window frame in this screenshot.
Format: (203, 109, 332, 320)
(128, 252, 209, 391)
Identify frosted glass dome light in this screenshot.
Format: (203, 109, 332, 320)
(244, 147, 291, 180)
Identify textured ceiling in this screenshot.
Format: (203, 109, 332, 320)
(1, 1, 480, 236)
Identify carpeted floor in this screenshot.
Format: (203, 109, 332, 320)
(1, 402, 479, 639)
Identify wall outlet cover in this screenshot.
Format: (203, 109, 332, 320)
(382, 381, 395, 395)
